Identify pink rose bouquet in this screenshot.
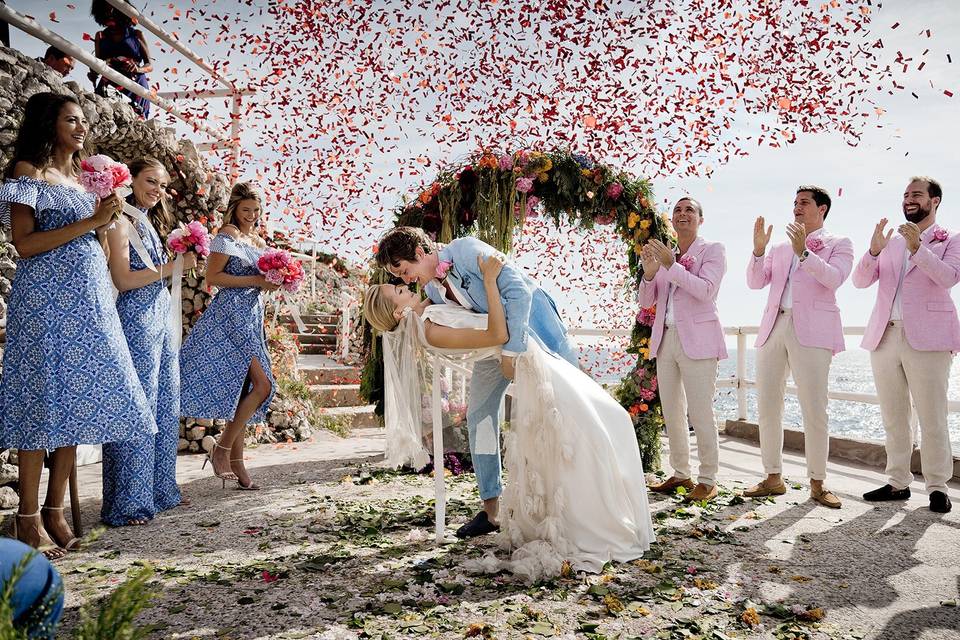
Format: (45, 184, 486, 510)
(167, 220, 211, 258)
(257, 248, 305, 292)
(80, 154, 132, 200)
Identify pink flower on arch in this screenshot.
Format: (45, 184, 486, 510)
(515, 177, 534, 194)
(606, 182, 623, 200)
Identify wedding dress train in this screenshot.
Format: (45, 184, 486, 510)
(383, 304, 653, 581)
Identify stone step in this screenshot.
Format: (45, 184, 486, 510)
(281, 313, 339, 325)
(299, 343, 337, 356)
(296, 333, 337, 345)
(301, 365, 361, 385)
(289, 322, 339, 334)
(309, 384, 362, 407)
(316, 405, 379, 430)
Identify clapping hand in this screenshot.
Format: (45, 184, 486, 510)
(785, 221, 808, 257)
(898, 221, 922, 254)
(753, 216, 773, 257)
(640, 243, 660, 280)
(648, 239, 676, 267)
(869, 218, 894, 257)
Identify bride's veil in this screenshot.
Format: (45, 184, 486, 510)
(381, 306, 500, 470)
(381, 309, 431, 469)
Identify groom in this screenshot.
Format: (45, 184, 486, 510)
(376, 227, 579, 538)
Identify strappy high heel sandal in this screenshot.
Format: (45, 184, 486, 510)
(202, 442, 238, 487)
(40, 505, 82, 551)
(14, 511, 66, 560)
(231, 459, 260, 491)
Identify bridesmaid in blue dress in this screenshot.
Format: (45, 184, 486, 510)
(101, 158, 198, 526)
(180, 182, 278, 490)
(0, 93, 155, 558)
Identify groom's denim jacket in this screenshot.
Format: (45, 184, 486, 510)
(424, 237, 570, 357)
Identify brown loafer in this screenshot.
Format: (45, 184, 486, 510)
(649, 476, 696, 494)
(684, 483, 718, 502)
(742, 480, 787, 497)
(810, 488, 842, 509)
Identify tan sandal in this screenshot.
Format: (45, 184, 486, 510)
(41, 505, 82, 551)
(15, 511, 66, 560)
(231, 459, 260, 491)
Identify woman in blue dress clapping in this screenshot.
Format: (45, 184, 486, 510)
(0, 92, 154, 558)
(180, 182, 277, 491)
(101, 157, 197, 526)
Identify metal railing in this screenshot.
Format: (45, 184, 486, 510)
(1, 1, 249, 182)
(569, 325, 960, 421)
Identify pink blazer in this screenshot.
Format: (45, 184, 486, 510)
(637, 237, 728, 361)
(746, 234, 853, 354)
(852, 226, 960, 352)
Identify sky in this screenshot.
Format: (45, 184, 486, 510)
(6, 0, 960, 333)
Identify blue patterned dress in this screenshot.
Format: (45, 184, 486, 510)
(180, 233, 275, 423)
(101, 213, 182, 525)
(0, 177, 155, 450)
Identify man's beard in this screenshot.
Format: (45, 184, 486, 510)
(904, 203, 931, 224)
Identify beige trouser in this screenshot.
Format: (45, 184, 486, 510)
(870, 321, 954, 493)
(656, 327, 720, 485)
(756, 310, 832, 480)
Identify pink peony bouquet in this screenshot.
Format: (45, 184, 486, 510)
(79, 154, 132, 199)
(168, 221, 211, 258)
(257, 248, 305, 292)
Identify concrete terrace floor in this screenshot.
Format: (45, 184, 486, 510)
(6, 428, 960, 640)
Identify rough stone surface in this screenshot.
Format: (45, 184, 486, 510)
(0, 485, 18, 509)
(5, 430, 957, 640)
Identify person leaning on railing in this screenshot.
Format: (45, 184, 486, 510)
(853, 176, 955, 514)
(87, 0, 153, 118)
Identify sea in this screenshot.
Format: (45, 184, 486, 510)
(576, 342, 960, 456)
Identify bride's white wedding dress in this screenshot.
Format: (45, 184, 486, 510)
(382, 304, 653, 581)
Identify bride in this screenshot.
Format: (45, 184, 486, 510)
(363, 255, 653, 579)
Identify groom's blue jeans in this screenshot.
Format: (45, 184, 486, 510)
(468, 357, 511, 501)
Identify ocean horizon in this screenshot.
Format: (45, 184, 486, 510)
(577, 344, 960, 456)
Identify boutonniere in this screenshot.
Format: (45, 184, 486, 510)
(436, 260, 453, 280)
(932, 228, 949, 243)
(805, 236, 825, 253)
(678, 254, 696, 271)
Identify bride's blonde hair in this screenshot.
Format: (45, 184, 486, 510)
(363, 285, 400, 333)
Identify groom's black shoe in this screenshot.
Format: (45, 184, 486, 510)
(455, 511, 499, 539)
(930, 491, 952, 514)
(863, 484, 911, 502)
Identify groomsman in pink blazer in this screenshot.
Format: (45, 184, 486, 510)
(639, 197, 727, 503)
(744, 186, 853, 508)
(853, 177, 955, 513)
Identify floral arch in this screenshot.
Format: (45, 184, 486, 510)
(361, 148, 671, 470)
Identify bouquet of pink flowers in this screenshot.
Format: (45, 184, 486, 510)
(167, 220, 211, 258)
(257, 248, 305, 292)
(79, 154, 132, 200)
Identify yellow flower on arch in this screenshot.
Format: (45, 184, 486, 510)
(640, 219, 651, 230)
(628, 211, 640, 229)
